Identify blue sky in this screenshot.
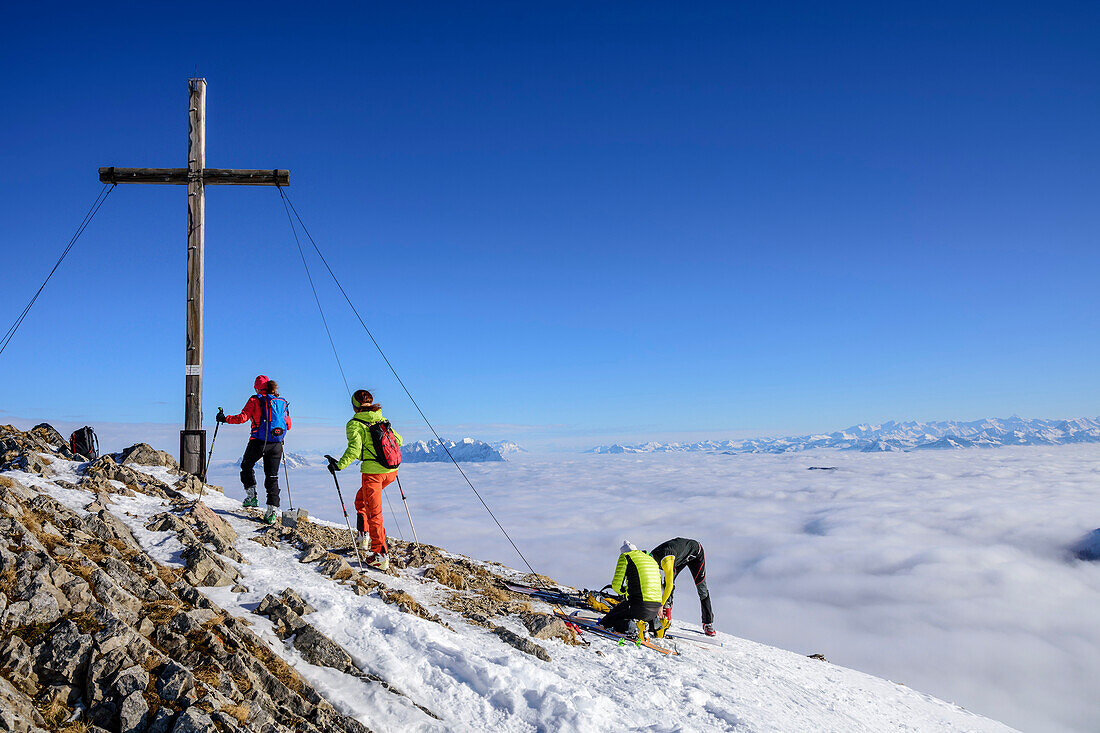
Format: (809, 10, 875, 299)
(1, 2, 1098, 451)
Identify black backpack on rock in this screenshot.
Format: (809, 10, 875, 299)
(69, 426, 99, 460)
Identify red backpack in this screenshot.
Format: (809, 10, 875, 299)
(354, 418, 401, 469)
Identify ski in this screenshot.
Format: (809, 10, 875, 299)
(503, 582, 589, 606)
(554, 610, 678, 656)
(503, 582, 616, 612)
(662, 630, 723, 647)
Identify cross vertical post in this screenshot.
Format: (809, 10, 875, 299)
(100, 78, 290, 477)
(182, 78, 206, 476)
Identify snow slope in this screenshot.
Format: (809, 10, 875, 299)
(204, 445, 1100, 733)
(11, 457, 1015, 733)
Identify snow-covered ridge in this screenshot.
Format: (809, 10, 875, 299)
(0, 422, 1017, 732)
(588, 416, 1100, 454)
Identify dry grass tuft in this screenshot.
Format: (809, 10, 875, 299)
(0, 475, 15, 489)
(38, 691, 89, 731)
(221, 703, 251, 725)
(481, 586, 509, 604)
(193, 664, 221, 687)
(155, 563, 181, 586)
(243, 636, 303, 693)
(425, 562, 468, 590)
(143, 599, 185, 625)
(0, 565, 16, 594)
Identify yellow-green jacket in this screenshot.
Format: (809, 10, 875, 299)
(334, 409, 403, 474)
(611, 549, 663, 603)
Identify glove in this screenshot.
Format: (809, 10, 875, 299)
(324, 455, 339, 474)
(215, 408, 227, 424)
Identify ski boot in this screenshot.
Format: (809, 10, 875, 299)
(263, 506, 278, 525)
(703, 623, 716, 637)
(242, 487, 258, 508)
(655, 605, 672, 638)
(365, 552, 389, 571)
(356, 532, 371, 552)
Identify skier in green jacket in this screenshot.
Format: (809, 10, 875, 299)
(325, 390, 402, 570)
(598, 541, 664, 634)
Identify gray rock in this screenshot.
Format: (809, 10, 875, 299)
(522, 613, 572, 640)
(317, 554, 355, 580)
(176, 474, 208, 496)
(89, 569, 141, 623)
(0, 636, 38, 695)
(209, 711, 245, 732)
(181, 544, 240, 587)
(279, 588, 316, 616)
(96, 556, 151, 600)
(155, 660, 196, 704)
(171, 707, 217, 733)
(254, 594, 305, 639)
(117, 690, 149, 733)
(0, 673, 47, 733)
(86, 647, 138, 704)
(170, 608, 218, 635)
(183, 502, 239, 557)
(85, 510, 143, 554)
(152, 627, 188, 656)
(3, 589, 61, 629)
(12, 451, 53, 478)
(111, 664, 149, 699)
(292, 625, 353, 672)
(145, 512, 187, 533)
(492, 625, 551, 662)
(146, 707, 176, 733)
(34, 619, 93, 683)
(298, 543, 327, 563)
(29, 423, 68, 451)
(118, 443, 180, 470)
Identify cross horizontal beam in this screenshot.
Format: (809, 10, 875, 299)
(99, 167, 290, 186)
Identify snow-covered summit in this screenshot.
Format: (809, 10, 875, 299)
(587, 416, 1100, 454)
(0, 421, 1018, 733)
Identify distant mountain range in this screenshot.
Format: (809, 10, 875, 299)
(587, 417, 1100, 455)
(214, 440, 513, 468)
(403, 438, 506, 463)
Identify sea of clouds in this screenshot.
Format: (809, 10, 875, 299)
(203, 445, 1100, 732)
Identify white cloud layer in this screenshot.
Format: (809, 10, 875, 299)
(204, 444, 1100, 733)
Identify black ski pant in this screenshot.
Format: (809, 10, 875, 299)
(240, 439, 282, 507)
(599, 599, 661, 633)
(668, 553, 714, 625)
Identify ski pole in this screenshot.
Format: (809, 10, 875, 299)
(199, 409, 223, 497)
(395, 475, 420, 549)
(281, 450, 294, 511)
(325, 456, 364, 569)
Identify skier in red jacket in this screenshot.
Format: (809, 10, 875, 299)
(217, 375, 291, 523)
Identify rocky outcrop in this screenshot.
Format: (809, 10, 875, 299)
(116, 443, 179, 471)
(0, 420, 599, 733)
(0, 425, 376, 733)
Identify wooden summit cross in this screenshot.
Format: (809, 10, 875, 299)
(100, 78, 290, 476)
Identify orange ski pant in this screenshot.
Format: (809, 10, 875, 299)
(355, 472, 396, 554)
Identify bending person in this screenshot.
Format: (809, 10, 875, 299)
(217, 375, 291, 524)
(598, 540, 663, 636)
(651, 537, 715, 636)
(326, 390, 402, 570)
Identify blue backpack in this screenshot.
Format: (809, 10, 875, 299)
(255, 395, 289, 442)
